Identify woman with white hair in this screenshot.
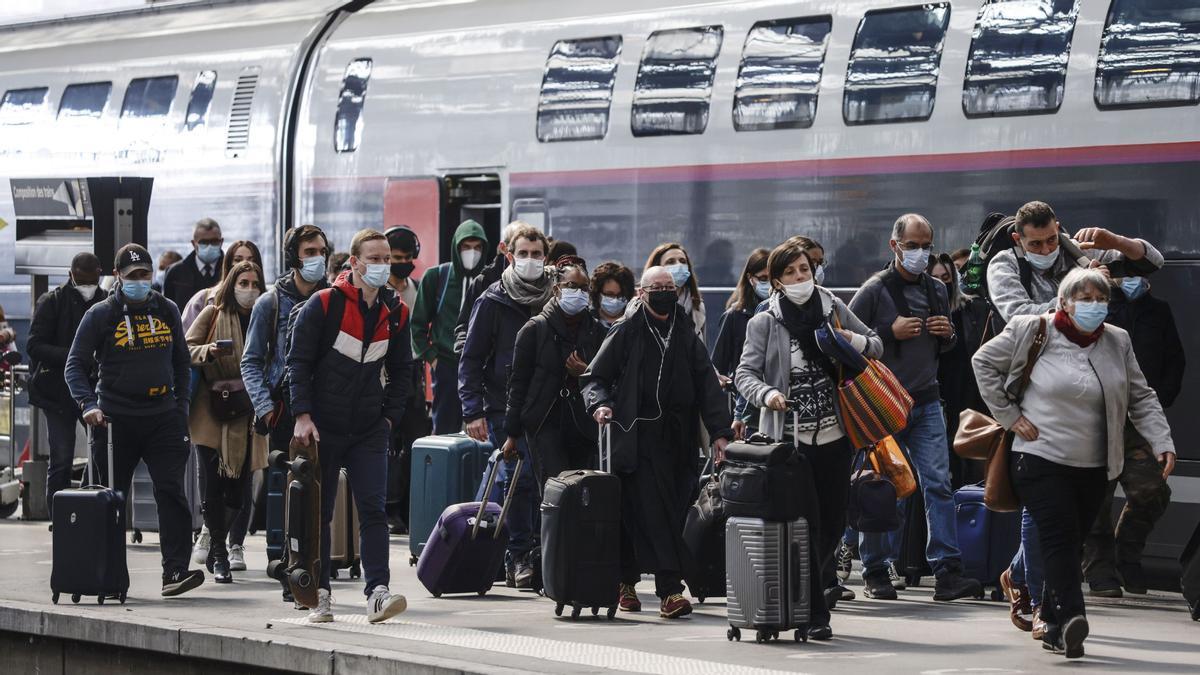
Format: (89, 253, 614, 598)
(972, 267, 1176, 659)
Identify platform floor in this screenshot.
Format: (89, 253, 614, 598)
(0, 519, 1196, 674)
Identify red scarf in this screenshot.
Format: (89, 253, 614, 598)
(1053, 310, 1104, 348)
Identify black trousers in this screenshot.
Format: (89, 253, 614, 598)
(93, 411, 193, 575)
(795, 436, 851, 627)
(197, 444, 250, 556)
(529, 402, 596, 488)
(43, 407, 85, 517)
(1011, 451, 1107, 629)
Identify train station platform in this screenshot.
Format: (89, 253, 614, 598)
(1, 519, 1196, 674)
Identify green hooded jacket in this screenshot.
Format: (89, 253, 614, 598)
(411, 219, 489, 363)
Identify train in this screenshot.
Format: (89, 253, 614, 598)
(0, 0, 1197, 581)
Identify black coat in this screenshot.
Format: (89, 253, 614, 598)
(26, 282, 108, 414)
(161, 251, 221, 310)
(710, 306, 752, 377)
(1107, 289, 1185, 408)
(504, 300, 605, 439)
(453, 253, 507, 357)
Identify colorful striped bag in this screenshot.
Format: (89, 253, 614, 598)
(837, 359, 913, 450)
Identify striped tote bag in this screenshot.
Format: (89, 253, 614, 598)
(837, 359, 914, 450)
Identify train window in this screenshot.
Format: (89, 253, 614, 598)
(334, 58, 372, 153)
(536, 36, 623, 142)
(57, 82, 111, 120)
(1095, 0, 1200, 108)
(185, 71, 217, 130)
(843, 4, 951, 125)
(0, 87, 48, 125)
(121, 76, 179, 120)
(733, 16, 832, 131)
(964, 1, 1079, 117)
(632, 26, 724, 137)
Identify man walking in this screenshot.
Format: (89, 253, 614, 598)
(161, 218, 224, 309)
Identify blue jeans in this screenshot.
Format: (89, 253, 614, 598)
(1008, 508, 1043, 610)
(859, 400, 962, 578)
(317, 420, 391, 595)
(484, 414, 538, 557)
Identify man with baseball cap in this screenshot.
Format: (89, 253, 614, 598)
(65, 243, 206, 597)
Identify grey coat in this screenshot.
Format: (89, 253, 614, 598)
(735, 289, 883, 441)
(971, 314, 1175, 480)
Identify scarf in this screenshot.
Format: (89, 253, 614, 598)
(1054, 309, 1104, 348)
(501, 265, 554, 311)
(198, 306, 254, 479)
(778, 292, 826, 365)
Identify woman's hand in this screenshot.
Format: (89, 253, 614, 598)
(765, 391, 788, 412)
(1011, 415, 1039, 442)
(1160, 451, 1176, 480)
(731, 420, 747, 441)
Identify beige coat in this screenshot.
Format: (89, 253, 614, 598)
(186, 304, 266, 478)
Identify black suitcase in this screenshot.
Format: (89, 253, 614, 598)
(540, 426, 621, 619)
(897, 485, 932, 587)
(50, 424, 129, 605)
(719, 413, 809, 522)
(683, 475, 726, 602)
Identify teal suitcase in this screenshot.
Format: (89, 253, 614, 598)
(408, 433, 492, 564)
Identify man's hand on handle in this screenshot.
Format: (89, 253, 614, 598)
(82, 409, 106, 428)
(292, 413, 320, 446)
(466, 417, 489, 442)
(501, 436, 520, 461)
(593, 406, 613, 426)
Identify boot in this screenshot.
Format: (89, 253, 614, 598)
(208, 538, 232, 584)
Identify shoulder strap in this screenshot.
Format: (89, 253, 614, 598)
(435, 264, 452, 314)
(1017, 257, 1034, 297)
(1016, 317, 1049, 398)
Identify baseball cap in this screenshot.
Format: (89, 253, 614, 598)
(115, 244, 154, 276)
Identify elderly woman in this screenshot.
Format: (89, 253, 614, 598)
(735, 237, 882, 641)
(972, 267, 1176, 659)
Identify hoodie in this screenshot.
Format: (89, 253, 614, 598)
(411, 219, 489, 363)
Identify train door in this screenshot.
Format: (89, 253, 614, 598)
(382, 172, 503, 275)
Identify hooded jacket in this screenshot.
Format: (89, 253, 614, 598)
(27, 281, 109, 414)
(411, 220, 488, 363)
(458, 279, 538, 422)
(454, 251, 508, 357)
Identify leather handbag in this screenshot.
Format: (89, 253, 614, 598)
(209, 379, 254, 422)
(848, 449, 899, 533)
(869, 435, 916, 499)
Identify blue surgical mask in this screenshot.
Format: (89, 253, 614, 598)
(197, 243, 222, 265)
(360, 263, 391, 289)
(1121, 276, 1148, 300)
(558, 288, 589, 316)
(898, 248, 930, 275)
(667, 263, 690, 287)
(121, 278, 152, 303)
(299, 255, 326, 283)
(1071, 301, 1109, 333)
(753, 279, 771, 300)
(1024, 247, 1060, 271)
(600, 295, 627, 316)
(814, 265, 826, 286)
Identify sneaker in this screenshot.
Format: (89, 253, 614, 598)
(1062, 615, 1089, 659)
(514, 554, 535, 589)
(308, 589, 333, 623)
(212, 556, 232, 584)
(367, 585, 408, 623)
(228, 545, 247, 572)
(162, 569, 205, 597)
(839, 584, 857, 601)
(504, 552, 516, 588)
(933, 571, 983, 602)
(1087, 577, 1123, 598)
(808, 624, 833, 641)
(190, 527, 210, 566)
(618, 583, 642, 612)
(836, 541, 853, 582)
(1118, 563, 1147, 595)
(1031, 609, 1047, 641)
(862, 571, 898, 600)
(659, 593, 693, 619)
(1000, 568, 1032, 632)
(887, 561, 906, 590)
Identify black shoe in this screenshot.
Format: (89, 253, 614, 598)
(1062, 615, 1088, 659)
(862, 571, 898, 600)
(1188, 598, 1199, 621)
(823, 586, 840, 611)
(933, 572, 982, 602)
(808, 624, 833, 641)
(504, 553, 516, 588)
(514, 554, 535, 589)
(162, 569, 205, 597)
(1118, 563, 1147, 595)
(212, 557, 233, 584)
(282, 588, 294, 603)
(1087, 577, 1123, 598)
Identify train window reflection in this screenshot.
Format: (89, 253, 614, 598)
(734, 16, 832, 131)
(335, 58, 372, 153)
(843, 4, 950, 125)
(1096, 0, 1200, 108)
(121, 76, 179, 121)
(57, 82, 111, 120)
(185, 71, 217, 130)
(0, 87, 48, 125)
(632, 26, 724, 137)
(537, 36, 623, 142)
(964, 0, 1079, 117)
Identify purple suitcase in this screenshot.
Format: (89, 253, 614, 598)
(416, 451, 522, 597)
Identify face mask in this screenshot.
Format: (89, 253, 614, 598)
(646, 290, 677, 316)
(753, 280, 771, 300)
(460, 249, 482, 271)
(235, 287, 261, 309)
(814, 265, 826, 286)
(1121, 276, 1148, 300)
(299, 255, 326, 283)
(1024, 247, 1060, 271)
(781, 279, 815, 306)
(666, 263, 691, 287)
(121, 278, 152, 302)
(558, 288, 589, 316)
(390, 262, 415, 280)
(360, 263, 390, 289)
(514, 257, 544, 282)
(75, 284, 99, 301)
(197, 244, 221, 264)
(897, 247, 930, 275)
(1071, 300, 1109, 333)
(600, 295, 628, 316)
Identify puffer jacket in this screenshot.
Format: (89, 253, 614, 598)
(458, 279, 537, 422)
(27, 282, 108, 414)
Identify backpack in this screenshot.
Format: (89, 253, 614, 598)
(282, 286, 408, 375)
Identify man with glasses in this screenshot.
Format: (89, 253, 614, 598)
(162, 218, 224, 309)
(848, 214, 982, 602)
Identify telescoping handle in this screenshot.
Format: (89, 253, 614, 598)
(774, 405, 801, 445)
(84, 419, 115, 490)
(597, 424, 612, 474)
(471, 449, 524, 541)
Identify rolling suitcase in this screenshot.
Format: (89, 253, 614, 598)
(415, 450, 522, 597)
(725, 516, 810, 644)
(719, 411, 809, 522)
(540, 426, 622, 620)
(128, 447, 203, 544)
(683, 475, 726, 603)
(50, 424, 129, 605)
(955, 482, 1020, 600)
(329, 468, 361, 580)
(408, 433, 492, 564)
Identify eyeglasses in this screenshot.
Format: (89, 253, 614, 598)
(896, 241, 933, 251)
(642, 284, 677, 293)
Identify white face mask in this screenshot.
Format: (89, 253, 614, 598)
(513, 257, 544, 282)
(75, 284, 99, 301)
(234, 287, 261, 309)
(898, 247, 931, 275)
(460, 248, 482, 271)
(1024, 247, 1060, 271)
(781, 279, 815, 306)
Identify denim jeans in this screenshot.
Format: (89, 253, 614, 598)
(484, 414, 538, 557)
(44, 408, 84, 517)
(317, 420, 391, 595)
(1008, 508, 1043, 610)
(859, 400, 961, 578)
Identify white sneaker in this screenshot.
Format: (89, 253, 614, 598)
(367, 585, 407, 623)
(888, 561, 907, 590)
(190, 527, 210, 566)
(307, 589, 333, 623)
(228, 544, 246, 571)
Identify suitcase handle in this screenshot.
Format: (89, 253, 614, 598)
(84, 419, 115, 491)
(472, 450, 524, 541)
(597, 425, 612, 474)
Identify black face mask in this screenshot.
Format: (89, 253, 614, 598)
(646, 290, 677, 316)
(390, 262, 415, 280)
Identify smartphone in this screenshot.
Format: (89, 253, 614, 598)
(215, 339, 234, 351)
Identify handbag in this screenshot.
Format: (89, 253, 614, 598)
(869, 435, 916, 499)
(828, 312, 914, 449)
(848, 449, 899, 533)
(209, 379, 254, 422)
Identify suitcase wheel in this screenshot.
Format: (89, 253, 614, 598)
(267, 559, 285, 581)
(570, 605, 582, 620)
(974, 588, 986, 601)
(477, 589, 487, 597)
(727, 626, 741, 642)
(289, 568, 313, 590)
(990, 588, 1003, 602)
(119, 592, 127, 604)
(794, 629, 808, 643)
(409, 555, 417, 567)
(97, 595, 105, 605)
(71, 594, 81, 604)
(554, 603, 564, 617)
(607, 606, 616, 620)
(905, 574, 921, 588)
(432, 591, 441, 598)
(131, 529, 143, 544)
(52, 592, 59, 605)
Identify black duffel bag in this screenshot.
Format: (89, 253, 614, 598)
(847, 449, 899, 533)
(719, 433, 810, 522)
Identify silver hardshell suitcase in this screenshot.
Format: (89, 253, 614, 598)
(129, 449, 203, 543)
(725, 516, 810, 643)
